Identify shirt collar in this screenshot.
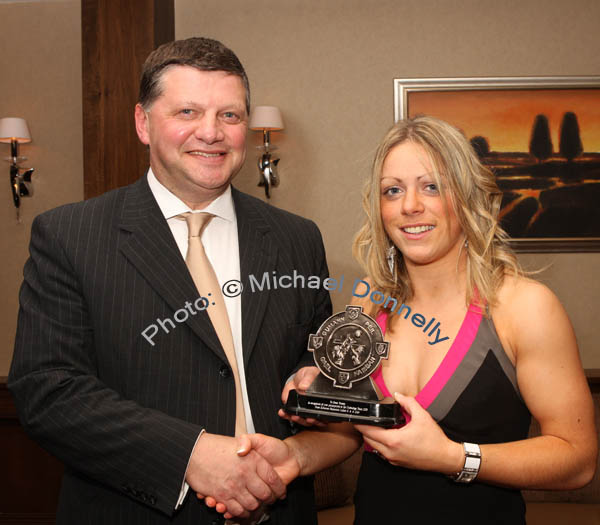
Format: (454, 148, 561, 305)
(147, 168, 235, 222)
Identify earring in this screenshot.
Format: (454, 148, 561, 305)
(464, 238, 469, 249)
(387, 245, 396, 275)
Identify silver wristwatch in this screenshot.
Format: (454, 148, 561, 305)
(450, 442, 481, 483)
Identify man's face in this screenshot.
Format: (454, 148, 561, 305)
(135, 66, 248, 208)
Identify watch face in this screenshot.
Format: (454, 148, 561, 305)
(308, 305, 389, 389)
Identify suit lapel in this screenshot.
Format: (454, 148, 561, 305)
(118, 176, 226, 361)
(233, 188, 278, 367)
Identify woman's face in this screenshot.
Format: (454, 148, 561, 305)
(380, 141, 464, 268)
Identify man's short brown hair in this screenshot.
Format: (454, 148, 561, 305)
(139, 37, 250, 112)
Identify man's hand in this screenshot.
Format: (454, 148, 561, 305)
(278, 366, 326, 427)
(203, 433, 302, 518)
(185, 432, 286, 519)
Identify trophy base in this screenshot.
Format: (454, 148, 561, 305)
(284, 389, 405, 427)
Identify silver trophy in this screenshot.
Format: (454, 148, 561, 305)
(285, 305, 404, 427)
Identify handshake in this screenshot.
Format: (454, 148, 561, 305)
(184, 367, 333, 524)
(190, 431, 302, 524)
(183, 366, 429, 523)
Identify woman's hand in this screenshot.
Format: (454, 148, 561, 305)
(355, 392, 463, 474)
(278, 366, 326, 427)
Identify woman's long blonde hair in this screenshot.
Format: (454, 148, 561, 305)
(353, 115, 521, 314)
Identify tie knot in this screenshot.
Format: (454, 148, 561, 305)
(181, 212, 214, 238)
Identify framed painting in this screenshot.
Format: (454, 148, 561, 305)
(394, 77, 600, 252)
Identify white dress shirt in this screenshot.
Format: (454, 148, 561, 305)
(147, 169, 256, 508)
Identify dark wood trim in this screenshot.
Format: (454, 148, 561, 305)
(586, 369, 600, 393)
(0, 513, 55, 525)
(0, 377, 17, 418)
(0, 380, 63, 521)
(81, 0, 175, 199)
(510, 238, 600, 253)
(153, 0, 175, 47)
(585, 369, 600, 381)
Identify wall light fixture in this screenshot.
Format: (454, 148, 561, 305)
(0, 117, 34, 220)
(249, 106, 284, 199)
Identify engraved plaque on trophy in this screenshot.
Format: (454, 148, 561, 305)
(284, 305, 404, 427)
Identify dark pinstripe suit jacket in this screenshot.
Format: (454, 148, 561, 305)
(9, 175, 332, 524)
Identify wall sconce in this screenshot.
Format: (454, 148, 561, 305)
(0, 117, 34, 220)
(248, 106, 284, 199)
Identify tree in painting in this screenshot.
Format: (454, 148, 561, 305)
(529, 114, 553, 163)
(470, 135, 490, 159)
(559, 111, 583, 162)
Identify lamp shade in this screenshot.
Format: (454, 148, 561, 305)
(249, 106, 284, 131)
(0, 117, 32, 143)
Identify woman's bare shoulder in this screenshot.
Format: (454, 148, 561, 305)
(495, 274, 561, 317)
(493, 274, 574, 359)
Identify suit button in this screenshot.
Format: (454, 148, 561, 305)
(149, 495, 157, 506)
(219, 365, 231, 378)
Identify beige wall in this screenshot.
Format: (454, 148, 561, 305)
(0, 0, 83, 376)
(0, 1, 597, 375)
(176, 0, 600, 368)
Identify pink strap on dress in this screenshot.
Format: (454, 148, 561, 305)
(370, 306, 482, 420)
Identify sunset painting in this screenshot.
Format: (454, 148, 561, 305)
(395, 78, 600, 248)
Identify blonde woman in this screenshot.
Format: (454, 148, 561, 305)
(206, 116, 596, 524)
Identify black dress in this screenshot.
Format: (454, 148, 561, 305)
(353, 307, 531, 524)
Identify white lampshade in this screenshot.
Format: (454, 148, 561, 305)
(0, 117, 32, 143)
(249, 106, 284, 131)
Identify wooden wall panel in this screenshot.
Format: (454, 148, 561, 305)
(82, 0, 174, 199)
(0, 380, 62, 524)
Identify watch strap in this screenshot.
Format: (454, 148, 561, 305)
(450, 442, 481, 483)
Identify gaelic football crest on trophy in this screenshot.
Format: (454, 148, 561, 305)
(284, 305, 404, 427)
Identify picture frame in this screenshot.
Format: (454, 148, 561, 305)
(394, 77, 600, 253)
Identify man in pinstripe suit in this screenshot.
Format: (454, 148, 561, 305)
(9, 38, 331, 524)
